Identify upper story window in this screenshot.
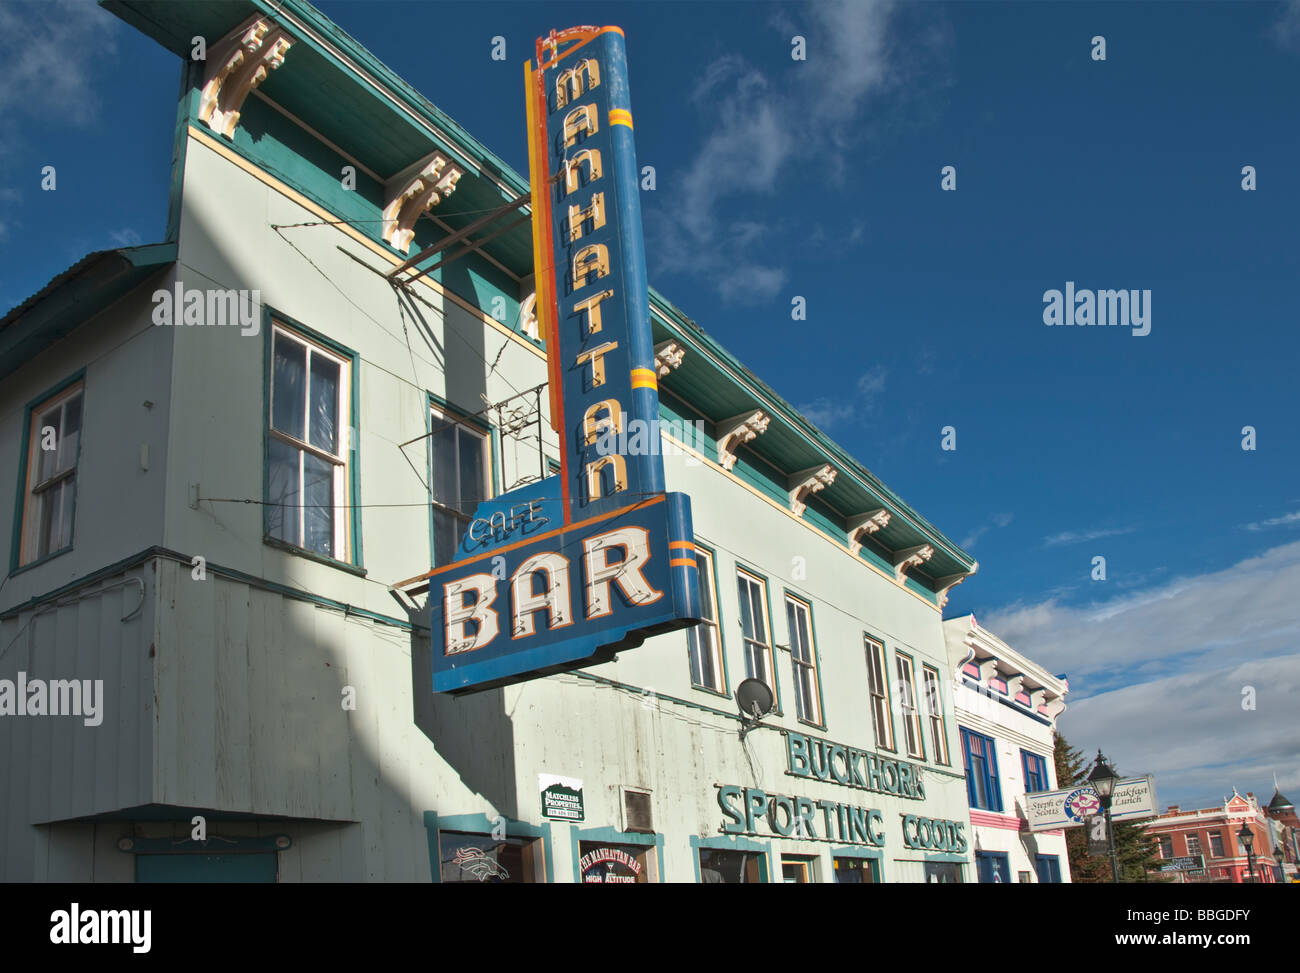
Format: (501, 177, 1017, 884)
(1157, 835, 1174, 859)
(1021, 749, 1050, 794)
(864, 635, 895, 751)
(961, 728, 1002, 812)
(1209, 832, 1225, 858)
(784, 594, 822, 726)
(895, 653, 925, 760)
(736, 568, 775, 699)
(267, 324, 354, 562)
(1187, 833, 1202, 856)
(686, 547, 725, 694)
(429, 405, 490, 566)
(18, 381, 83, 567)
(922, 664, 950, 764)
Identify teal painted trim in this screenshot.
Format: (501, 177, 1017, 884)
(569, 826, 666, 883)
(262, 305, 363, 568)
(895, 649, 927, 762)
(734, 560, 785, 717)
(922, 850, 970, 865)
(572, 671, 745, 725)
(864, 629, 899, 754)
(782, 588, 828, 732)
(264, 537, 367, 576)
(687, 539, 732, 700)
(165, 60, 201, 244)
(423, 811, 554, 884)
(9, 369, 86, 575)
(689, 834, 772, 883)
(427, 389, 491, 434)
(829, 844, 884, 861)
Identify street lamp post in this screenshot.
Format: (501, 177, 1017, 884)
(1237, 822, 1256, 884)
(1274, 848, 1285, 884)
(1087, 751, 1121, 883)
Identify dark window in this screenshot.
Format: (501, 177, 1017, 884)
(924, 861, 963, 883)
(1209, 832, 1225, 858)
(864, 635, 895, 750)
(1158, 835, 1174, 859)
(833, 857, 879, 883)
(19, 383, 83, 564)
(961, 728, 1003, 812)
(698, 848, 764, 883)
(1035, 854, 1062, 883)
(686, 548, 724, 692)
(1022, 749, 1050, 794)
(976, 851, 1011, 884)
(439, 830, 539, 883)
(430, 407, 489, 566)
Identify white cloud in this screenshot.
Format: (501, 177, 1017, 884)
(1042, 525, 1134, 547)
(1244, 510, 1300, 531)
(983, 541, 1300, 806)
(0, 1, 119, 133)
(1273, 0, 1300, 50)
(109, 227, 142, 248)
(796, 364, 887, 430)
(648, 0, 907, 303)
(960, 511, 1013, 551)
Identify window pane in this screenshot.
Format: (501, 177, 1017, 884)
(748, 586, 766, 643)
(272, 333, 306, 439)
(737, 577, 755, 639)
(696, 554, 715, 622)
(458, 428, 486, 515)
(433, 508, 461, 566)
(59, 394, 82, 474)
(303, 452, 335, 557)
(308, 353, 340, 453)
(431, 421, 459, 508)
(37, 405, 63, 482)
(268, 439, 301, 544)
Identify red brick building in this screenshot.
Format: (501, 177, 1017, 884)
(1144, 789, 1281, 883)
(1264, 787, 1299, 883)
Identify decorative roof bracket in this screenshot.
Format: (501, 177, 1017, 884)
(381, 150, 465, 253)
(935, 571, 970, 609)
(892, 544, 933, 583)
(847, 508, 891, 555)
(715, 410, 769, 471)
(198, 15, 294, 139)
(654, 340, 685, 377)
(787, 464, 837, 517)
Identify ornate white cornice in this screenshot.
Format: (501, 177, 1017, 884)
(715, 410, 769, 471)
(653, 340, 685, 377)
(381, 150, 465, 253)
(520, 292, 538, 339)
(787, 464, 836, 517)
(891, 544, 933, 583)
(198, 16, 294, 139)
(847, 508, 891, 555)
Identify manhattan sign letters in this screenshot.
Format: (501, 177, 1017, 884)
(407, 27, 702, 694)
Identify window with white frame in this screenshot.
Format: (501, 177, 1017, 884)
(922, 664, 950, 764)
(430, 405, 490, 566)
(1187, 833, 1203, 857)
(687, 548, 725, 693)
(895, 653, 925, 759)
(267, 325, 352, 560)
(18, 382, 83, 565)
(736, 568, 774, 696)
(785, 595, 822, 725)
(864, 635, 895, 751)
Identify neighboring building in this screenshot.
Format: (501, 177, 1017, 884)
(1263, 786, 1299, 883)
(1144, 789, 1282, 883)
(0, 0, 982, 882)
(942, 614, 1071, 883)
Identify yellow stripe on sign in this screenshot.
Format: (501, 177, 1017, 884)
(630, 367, 658, 390)
(669, 558, 698, 568)
(669, 540, 695, 551)
(609, 109, 633, 129)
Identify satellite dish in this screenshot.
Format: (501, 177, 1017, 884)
(736, 678, 775, 724)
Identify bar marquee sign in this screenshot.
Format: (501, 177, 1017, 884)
(402, 26, 702, 694)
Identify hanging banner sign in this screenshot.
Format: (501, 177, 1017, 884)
(1025, 776, 1159, 832)
(400, 26, 702, 695)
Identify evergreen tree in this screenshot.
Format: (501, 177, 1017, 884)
(1053, 732, 1167, 882)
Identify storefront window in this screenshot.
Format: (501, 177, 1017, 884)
(699, 848, 765, 883)
(439, 830, 540, 883)
(781, 855, 816, 883)
(833, 857, 879, 883)
(578, 841, 652, 883)
(924, 861, 964, 883)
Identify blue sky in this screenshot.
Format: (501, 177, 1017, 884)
(2, 0, 1299, 812)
